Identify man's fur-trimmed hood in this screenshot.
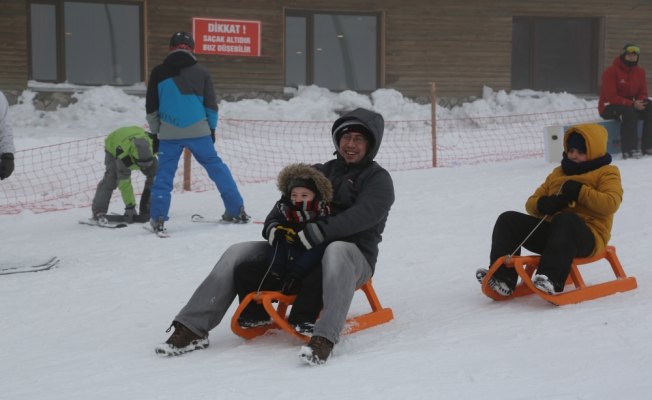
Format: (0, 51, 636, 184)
(277, 163, 333, 202)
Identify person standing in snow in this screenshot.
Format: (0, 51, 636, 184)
(155, 108, 395, 366)
(0, 91, 15, 180)
(598, 43, 652, 159)
(477, 123, 623, 296)
(91, 126, 157, 223)
(145, 31, 248, 235)
(234, 163, 333, 332)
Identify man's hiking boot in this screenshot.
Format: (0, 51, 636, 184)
(221, 206, 251, 223)
(299, 335, 333, 366)
(154, 321, 208, 356)
(476, 268, 513, 297)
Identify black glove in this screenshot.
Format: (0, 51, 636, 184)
(124, 204, 138, 223)
(561, 180, 583, 203)
(210, 129, 216, 144)
(536, 195, 568, 215)
(297, 223, 324, 250)
(281, 274, 302, 295)
(147, 132, 159, 154)
(0, 153, 14, 180)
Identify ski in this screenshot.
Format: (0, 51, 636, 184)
(78, 218, 128, 229)
(106, 213, 150, 223)
(142, 224, 170, 238)
(0, 256, 60, 275)
(191, 214, 263, 224)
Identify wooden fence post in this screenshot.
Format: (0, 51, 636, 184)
(183, 148, 191, 191)
(430, 82, 437, 167)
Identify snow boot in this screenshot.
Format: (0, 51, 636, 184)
(299, 335, 333, 366)
(532, 274, 555, 295)
(476, 268, 513, 297)
(154, 321, 208, 356)
(221, 206, 251, 223)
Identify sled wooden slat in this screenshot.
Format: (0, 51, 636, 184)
(480, 245, 637, 306)
(231, 280, 394, 343)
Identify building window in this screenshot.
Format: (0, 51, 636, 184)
(29, 1, 143, 86)
(512, 17, 600, 94)
(285, 10, 380, 92)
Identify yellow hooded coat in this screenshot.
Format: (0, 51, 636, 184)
(525, 124, 623, 255)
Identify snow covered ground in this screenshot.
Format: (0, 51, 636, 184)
(1, 86, 650, 400)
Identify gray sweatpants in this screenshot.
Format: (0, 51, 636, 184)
(174, 240, 372, 345)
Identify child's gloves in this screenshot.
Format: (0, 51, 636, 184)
(536, 196, 568, 215)
(561, 180, 583, 203)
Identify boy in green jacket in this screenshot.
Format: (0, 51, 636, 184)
(91, 126, 157, 223)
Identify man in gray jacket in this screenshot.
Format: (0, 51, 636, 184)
(155, 108, 395, 365)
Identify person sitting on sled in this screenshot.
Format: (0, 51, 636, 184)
(233, 163, 332, 331)
(91, 126, 157, 223)
(476, 123, 623, 296)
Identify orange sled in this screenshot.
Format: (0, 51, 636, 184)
(231, 280, 394, 343)
(481, 245, 637, 306)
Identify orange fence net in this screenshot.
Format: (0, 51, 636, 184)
(0, 107, 599, 214)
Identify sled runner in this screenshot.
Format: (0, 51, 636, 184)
(231, 280, 394, 343)
(481, 245, 637, 305)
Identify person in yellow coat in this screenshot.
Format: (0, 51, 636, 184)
(476, 123, 623, 296)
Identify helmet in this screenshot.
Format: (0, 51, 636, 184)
(169, 31, 195, 50)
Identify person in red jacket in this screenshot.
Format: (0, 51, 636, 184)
(598, 43, 652, 159)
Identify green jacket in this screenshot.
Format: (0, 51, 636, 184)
(105, 126, 155, 207)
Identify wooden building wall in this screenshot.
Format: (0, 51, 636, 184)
(0, 0, 29, 97)
(2, 1, 652, 101)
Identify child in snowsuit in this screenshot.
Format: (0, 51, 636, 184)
(265, 163, 333, 294)
(234, 163, 332, 329)
(91, 126, 157, 223)
(477, 123, 623, 296)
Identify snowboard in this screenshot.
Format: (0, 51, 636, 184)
(78, 218, 128, 229)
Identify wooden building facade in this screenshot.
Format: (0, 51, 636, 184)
(1, 0, 651, 102)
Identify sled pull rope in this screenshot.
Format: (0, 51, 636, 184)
(506, 187, 563, 263)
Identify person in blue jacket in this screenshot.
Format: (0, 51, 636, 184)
(145, 31, 249, 234)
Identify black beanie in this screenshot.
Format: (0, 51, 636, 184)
(287, 178, 320, 199)
(567, 132, 587, 153)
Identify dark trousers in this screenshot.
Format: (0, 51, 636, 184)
(490, 211, 595, 292)
(601, 104, 652, 153)
(233, 260, 323, 325)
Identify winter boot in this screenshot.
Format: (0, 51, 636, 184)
(150, 217, 166, 234)
(475, 268, 513, 297)
(92, 211, 108, 225)
(237, 317, 272, 329)
(154, 321, 208, 356)
(221, 206, 251, 223)
(299, 335, 333, 366)
(532, 274, 555, 295)
(293, 321, 315, 335)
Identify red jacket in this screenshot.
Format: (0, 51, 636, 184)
(598, 56, 649, 115)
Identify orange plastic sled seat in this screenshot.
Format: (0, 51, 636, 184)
(231, 280, 394, 343)
(480, 245, 637, 306)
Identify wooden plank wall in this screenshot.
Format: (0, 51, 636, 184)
(2, 0, 651, 101)
(146, 0, 652, 100)
(0, 0, 29, 96)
